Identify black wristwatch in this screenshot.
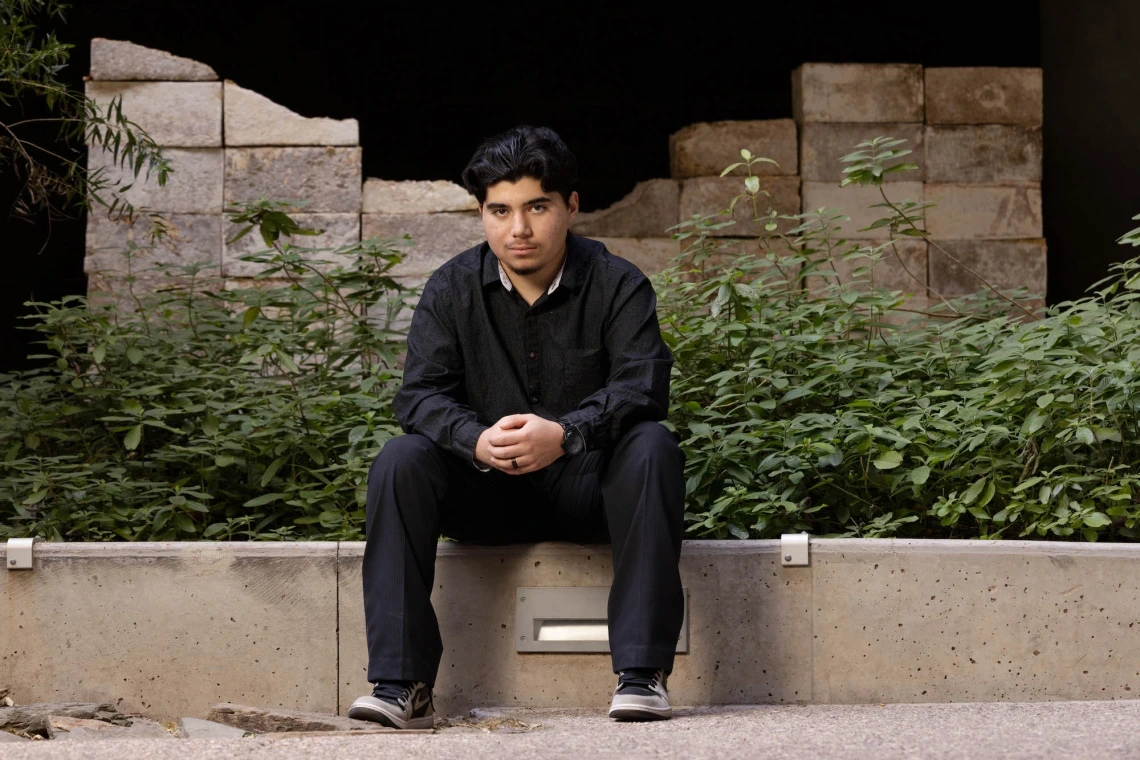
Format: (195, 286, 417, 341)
(559, 418, 585, 456)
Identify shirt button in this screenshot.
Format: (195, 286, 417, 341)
(529, 351, 536, 359)
(531, 396, 538, 403)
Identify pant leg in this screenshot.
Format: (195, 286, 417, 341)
(543, 420, 687, 674)
(362, 433, 534, 687)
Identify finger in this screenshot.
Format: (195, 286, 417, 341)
(498, 414, 529, 429)
(489, 431, 525, 447)
(488, 443, 526, 459)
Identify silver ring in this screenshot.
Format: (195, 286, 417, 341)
(511, 457, 518, 469)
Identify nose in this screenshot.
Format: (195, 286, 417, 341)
(511, 210, 532, 239)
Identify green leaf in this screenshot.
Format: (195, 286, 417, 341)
(260, 456, 287, 488)
(962, 477, 987, 505)
(1036, 393, 1054, 409)
(910, 466, 931, 485)
(1083, 512, 1112, 528)
(203, 523, 228, 537)
(202, 415, 219, 437)
(174, 513, 197, 533)
(744, 175, 760, 194)
(24, 433, 40, 450)
(242, 306, 261, 328)
(123, 424, 142, 451)
(126, 346, 143, 364)
(873, 450, 903, 470)
(244, 492, 289, 507)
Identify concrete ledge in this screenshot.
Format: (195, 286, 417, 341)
(2, 539, 1137, 720)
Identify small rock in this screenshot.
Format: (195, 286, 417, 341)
(0, 730, 29, 742)
(2, 698, 12, 708)
(48, 715, 172, 741)
(207, 703, 383, 733)
(177, 717, 252, 739)
(0, 703, 118, 733)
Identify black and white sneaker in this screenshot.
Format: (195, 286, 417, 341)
(347, 680, 434, 729)
(608, 667, 671, 721)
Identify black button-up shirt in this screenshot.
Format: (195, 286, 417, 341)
(392, 233, 674, 470)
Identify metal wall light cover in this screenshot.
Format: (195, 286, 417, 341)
(516, 586, 690, 653)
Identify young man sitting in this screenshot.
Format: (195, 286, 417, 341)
(348, 125, 686, 728)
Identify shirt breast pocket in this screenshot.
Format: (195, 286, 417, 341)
(561, 347, 607, 406)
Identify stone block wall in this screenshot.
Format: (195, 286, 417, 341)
(83, 40, 1046, 309)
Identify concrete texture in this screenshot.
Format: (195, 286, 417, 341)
(799, 123, 925, 183)
(925, 67, 1044, 125)
(223, 81, 359, 146)
(223, 213, 360, 277)
(90, 38, 217, 81)
(810, 539, 1140, 703)
(669, 120, 798, 178)
(85, 81, 222, 148)
(805, 240, 927, 295)
(0, 543, 339, 720)
(88, 147, 223, 214)
(801, 182, 925, 240)
(224, 147, 363, 213)
(85, 213, 222, 298)
(674, 238, 800, 285)
(927, 239, 1048, 297)
(2, 702, 1139, 759)
(592, 238, 680, 278)
(679, 176, 801, 236)
(363, 179, 478, 214)
(361, 212, 484, 277)
(337, 541, 813, 717)
(924, 126, 1043, 183)
(792, 63, 924, 124)
(924, 183, 1043, 240)
(571, 180, 680, 239)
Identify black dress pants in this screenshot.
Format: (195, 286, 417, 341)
(362, 419, 687, 688)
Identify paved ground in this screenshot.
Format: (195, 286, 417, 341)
(4, 701, 1139, 759)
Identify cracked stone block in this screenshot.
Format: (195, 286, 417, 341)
(0, 703, 118, 734)
(571, 179, 680, 238)
(928, 239, 1047, 297)
(593, 238, 681, 278)
(793, 63, 924, 123)
(801, 181, 924, 240)
(88, 147, 222, 214)
(206, 703, 400, 733)
(90, 38, 217, 81)
(924, 126, 1042, 183)
(224, 147, 362, 213)
(224, 213, 360, 277)
(806, 240, 927, 295)
(86, 214, 222, 302)
(924, 183, 1042, 239)
(925, 67, 1043, 125)
(675, 237, 800, 285)
(177, 717, 251, 739)
(85, 81, 222, 147)
(669, 120, 798, 178)
(223, 80, 358, 146)
(678, 176, 801, 237)
(0, 732, 28, 742)
(48, 715, 172, 741)
(363, 179, 478, 214)
(362, 212, 484, 277)
(800, 123, 925, 182)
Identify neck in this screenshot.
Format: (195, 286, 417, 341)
(503, 244, 567, 304)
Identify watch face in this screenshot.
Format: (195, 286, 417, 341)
(563, 425, 584, 454)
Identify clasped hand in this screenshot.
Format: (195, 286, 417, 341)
(475, 414, 565, 474)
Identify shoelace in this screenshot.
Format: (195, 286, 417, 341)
(618, 668, 662, 690)
(373, 679, 415, 706)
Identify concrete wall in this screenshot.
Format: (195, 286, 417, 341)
(2, 539, 1137, 720)
(84, 41, 1046, 308)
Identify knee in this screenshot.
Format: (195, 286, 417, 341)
(619, 421, 684, 465)
(369, 433, 437, 481)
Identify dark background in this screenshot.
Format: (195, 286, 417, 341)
(2, 1, 1137, 369)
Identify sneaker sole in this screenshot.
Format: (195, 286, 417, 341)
(608, 704, 672, 721)
(348, 698, 434, 730)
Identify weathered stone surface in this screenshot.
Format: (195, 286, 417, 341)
(86, 214, 222, 297)
(90, 38, 217, 81)
(676, 238, 800, 285)
(48, 715, 172, 741)
(669, 120, 798, 178)
(223, 81, 358, 146)
(363, 179, 478, 214)
(571, 180, 680, 238)
(792, 63, 924, 123)
(0, 703, 118, 733)
(224, 213, 360, 277)
(678, 176, 801, 237)
(85, 81, 222, 147)
(88, 147, 222, 214)
(800, 123, 925, 182)
(224, 148, 362, 212)
(177, 717, 252, 739)
(925, 67, 1043, 125)
(362, 212, 484, 277)
(207, 703, 402, 733)
(924, 126, 1042, 183)
(927, 239, 1047, 297)
(806, 240, 927, 295)
(924, 183, 1042, 239)
(592, 238, 680, 278)
(0, 731, 28, 742)
(801, 181, 924, 240)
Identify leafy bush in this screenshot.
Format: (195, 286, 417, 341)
(3, 143, 1140, 543)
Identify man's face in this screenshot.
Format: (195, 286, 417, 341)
(480, 176, 579, 278)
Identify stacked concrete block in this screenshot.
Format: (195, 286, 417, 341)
(923, 67, 1045, 302)
(570, 179, 680, 277)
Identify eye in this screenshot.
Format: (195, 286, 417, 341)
(492, 208, 509, 216)
(531, 204, 547, 213)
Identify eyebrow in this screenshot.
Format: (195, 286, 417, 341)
(485, 196, 553, 209)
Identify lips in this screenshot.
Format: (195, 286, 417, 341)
(508, 246, 537, 254)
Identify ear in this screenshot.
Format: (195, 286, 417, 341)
(567, 191, 579, 222)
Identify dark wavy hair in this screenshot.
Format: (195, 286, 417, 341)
(461, 125, 578, 205)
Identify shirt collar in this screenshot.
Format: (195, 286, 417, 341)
(482, 233, 584, 294)
(497, 257, 565, 295)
